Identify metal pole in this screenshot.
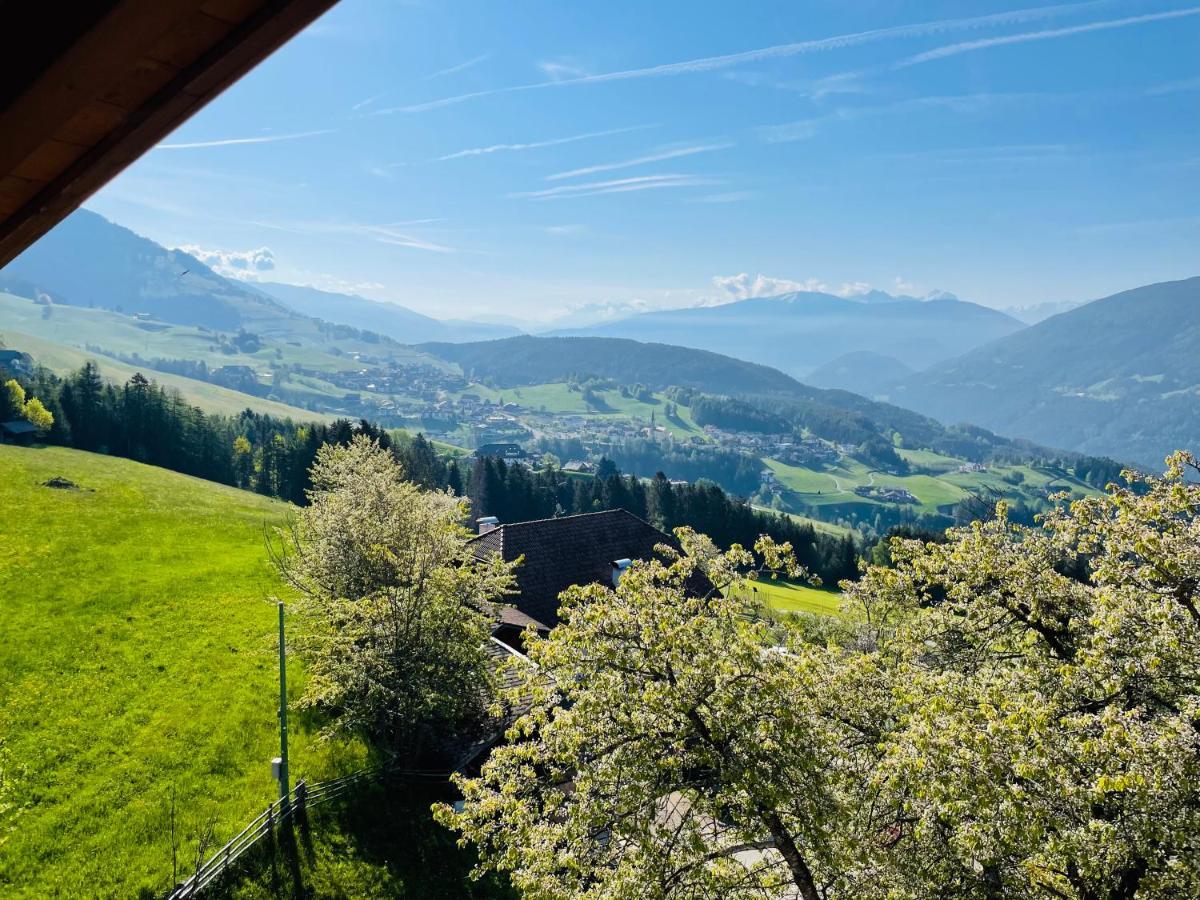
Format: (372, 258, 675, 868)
(277, 601, 290, 806)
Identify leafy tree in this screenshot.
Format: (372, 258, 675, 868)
(843, 452, 1200, 897)
(21, 397, 53, 432)
(438, 532, 879, 899)
(3, 379, 53, 431)
(232, 435, 253, 487)
(4, 379, 25, 409)
(2, 379, 25, 420)
(270, 437, 517, 760)
(442, 453, 1200, 898)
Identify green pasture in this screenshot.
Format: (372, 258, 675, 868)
(4, 330, 330, 421)
(734, 579, 845, 616)
(0, 446, 359, 897)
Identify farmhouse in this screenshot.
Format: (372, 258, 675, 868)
(0, 420, 38, 444)
(0, 349, 34, 375)
(469, 509, 698, 646)
(854, 484, 918, 504)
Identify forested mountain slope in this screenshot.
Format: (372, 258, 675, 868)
(422, 335, 1054, 462)
(889, 277, 1200, 467)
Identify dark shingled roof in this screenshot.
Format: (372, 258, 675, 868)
(449, 638, 538, 772)
(469, 509, 681, 628)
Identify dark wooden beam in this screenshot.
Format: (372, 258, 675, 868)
(0, 0, 339, 268)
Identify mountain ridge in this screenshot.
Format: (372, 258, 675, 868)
(254, 281, 520, 343)
(888, 276, 1200, 467)
(549, 289, 1025, 380)
(0, 209, 295, 331)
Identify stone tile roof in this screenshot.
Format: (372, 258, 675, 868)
(469, 509, 681, 628)
(450, 638, 539, 771)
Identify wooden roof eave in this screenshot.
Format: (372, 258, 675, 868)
(0, 0, 340, 268)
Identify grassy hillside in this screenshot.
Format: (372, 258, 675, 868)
(468, 381, 706, 439)
(764, 452, 1099, 523)
(421, 335, 1056, 466)
(1, 329, 328, 421)
(0, 447, 353, 897)
(740, 580, 844, 616)
(0, 291, 436, 377)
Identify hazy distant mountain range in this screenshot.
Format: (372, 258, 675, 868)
(550, 289, 1024, 378)
(806, 351, 914, 396)
(254, 281, 519, 344)
(1003, 299, 1085, 324)
(3, 208, 1196, 468)
(888, 277, 1200, 467)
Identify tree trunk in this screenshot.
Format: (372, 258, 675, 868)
(760, 809, 821, 900)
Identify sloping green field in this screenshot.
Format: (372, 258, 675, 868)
(2, 330, 328, 422)
(0, 446, 354, 897)
(464, 382, 705, 439)
(0, 291, 437, 374)
(735, 579, 844, 616)
(767, 453, 1099, 519)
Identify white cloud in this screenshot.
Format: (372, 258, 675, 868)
(836, 281, 872, 297)
(155, 129, 334, 150)
(713, 273, 881, 300)
(893, 276, 918, 294)
(366, 162, 406, 179)
(379, 2, 1113, 113)
(894, 6, 1200, 69)
(438, 125, 652, 160)
(351, 92, 388, 111)
(178, 244, 276, 280)
(713, 273, 829, 299)
(546, 142, 733, 181)
(510, 173, 718, 200)
(722, 70, 871, 101)
(1145, 75, 1200, 96)
(545, 224, 588, 235)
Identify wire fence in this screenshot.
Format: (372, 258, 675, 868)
(164, 760, 456, 899)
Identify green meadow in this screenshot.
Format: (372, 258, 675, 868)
(467, 381, 706, 439)
(766, 451, 1099, 520)
(0, 445, 360, 897)
(2, 330, 327, 421)
(736, 579, 845, 617)
(0, 291, 436, 375)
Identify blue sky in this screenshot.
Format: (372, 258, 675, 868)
(86, 0, 1200, 321)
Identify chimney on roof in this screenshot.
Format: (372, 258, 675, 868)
(477, 516, 500, 535)
(611, 558, 632, 587)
